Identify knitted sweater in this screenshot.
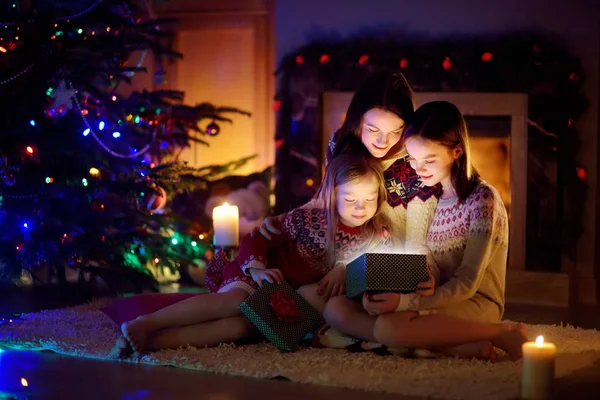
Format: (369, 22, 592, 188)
(396, 182, 509, 316)
(241, 207, 391, 288)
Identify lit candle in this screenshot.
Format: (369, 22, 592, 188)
(521, 335, 556, 399)
(212, 202, 239, 247)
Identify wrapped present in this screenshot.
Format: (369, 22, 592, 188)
(346, 253, 429, 299)
(239, 281, 323, 352)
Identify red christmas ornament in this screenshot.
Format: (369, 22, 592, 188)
(90, 198, 105, 212)
(576, 167, 586, 180)
(295, 55, 304, 64)
(205, 121, 220, 136)
(138, 186, 167, 212)
(273, 100, 282, 111)
(442, 57, 452, 71)
(569, 73, 580, 82)
(319, 54, 330, 64)
(481, 52, 493, 62)
(399, 58, 408, 69)
(44, 104, 68, 118)
(358, 55, 369, 65)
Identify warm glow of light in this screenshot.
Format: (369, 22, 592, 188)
(535, 335, 544, 347)
(26, 146, 34, 154)
(89, 167, 100, 176)
(154, 257, 159, 264)
(0, 46, 6, 53)
(21, 378, 28, 387)
(305, 178, 314, 187)
(112, 96, 117, 101)
(199, 234, 205, 240)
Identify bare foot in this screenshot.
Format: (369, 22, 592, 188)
(492, 323, 528, 361)
(441, 341, 498, 361)
(121, 316, 155, 353)
(109, 335, 133, 358)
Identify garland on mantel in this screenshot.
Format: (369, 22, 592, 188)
(273, 32, 588, 269)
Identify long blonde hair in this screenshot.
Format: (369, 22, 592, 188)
(315, 150, 392, 265)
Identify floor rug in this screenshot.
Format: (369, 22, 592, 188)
(1, 299, 599, 399)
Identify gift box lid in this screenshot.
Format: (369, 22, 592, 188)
(346, 253, 429, 298)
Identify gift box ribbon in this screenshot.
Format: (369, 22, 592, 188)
(269, 290, 301, 323)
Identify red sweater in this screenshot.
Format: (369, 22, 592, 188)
(236, 207, 389, 288)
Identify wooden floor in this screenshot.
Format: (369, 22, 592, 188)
(1, 284, 599, 400)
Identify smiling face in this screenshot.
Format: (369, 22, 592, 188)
(360, 108, 405, 158)
(335, 171, 379, 228)
(404, 136, 461, 188)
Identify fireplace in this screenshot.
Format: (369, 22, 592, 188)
(323, 92, 528, 271)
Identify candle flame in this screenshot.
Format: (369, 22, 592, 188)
(21, 378, 28, 387)
(535, 335, 544, 347)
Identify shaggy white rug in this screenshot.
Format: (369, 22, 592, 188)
(1, 299, 599, 400)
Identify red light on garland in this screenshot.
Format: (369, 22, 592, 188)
(273, 100, 282, 111)
(358, 55, 369, 65)
(399, 58, 408, 69)
(319, 54, 330, 64)
(576, 167, 586, 180)
(295, 55, 304, 64)
(442, 57, 452, 70)
(481, 52, 493, 62)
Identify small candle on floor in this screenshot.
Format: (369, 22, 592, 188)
(521, 335, 556, 399)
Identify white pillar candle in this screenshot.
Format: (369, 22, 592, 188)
(212, 202, 239, 247)
(521, 335, 556, 399)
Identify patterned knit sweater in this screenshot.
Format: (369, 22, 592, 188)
(240, 207, 390, 288)
(396, 182, 509, 316)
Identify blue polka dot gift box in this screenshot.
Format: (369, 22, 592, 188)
(345, 253, 430, 300)
(239, 281, 324, 352)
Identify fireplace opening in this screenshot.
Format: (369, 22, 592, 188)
(465, 116, 511, 220)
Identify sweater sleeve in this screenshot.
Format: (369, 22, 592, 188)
(397, 190, 505, 311)
(239, 208, 304, 274)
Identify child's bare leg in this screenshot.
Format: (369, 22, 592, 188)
(121, 289, 248, 353)
(323, 295, 377, 342)
(297, 283, 326, 313)
(374, 312, 527, 360)
(144, 316, 256, 350)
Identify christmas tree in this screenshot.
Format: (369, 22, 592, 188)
(0, 0, 251, 289)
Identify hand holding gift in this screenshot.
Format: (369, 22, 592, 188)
(416, 264, 436, 296)
(362, 292, 401, 315)
(317, 263, 346, 301)
(249, 268, 284, 287)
